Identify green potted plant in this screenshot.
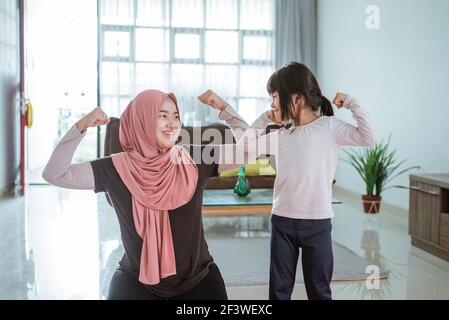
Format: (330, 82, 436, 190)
(343, 136, 420, 214)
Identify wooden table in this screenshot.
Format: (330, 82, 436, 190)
(202, 189, 342, 216)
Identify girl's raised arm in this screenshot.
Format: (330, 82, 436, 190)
(330, 93, 377, 147)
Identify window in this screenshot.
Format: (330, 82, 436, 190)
(104, 31, 130, 57)
(99, 0, 275, 125)
(136, 28, 169, 61)
(205, 31, 239, 63)
(174, 32, 201, 60)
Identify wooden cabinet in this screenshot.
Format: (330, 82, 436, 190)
(441, 213, 449, 250)
(409, 174, 449, 262)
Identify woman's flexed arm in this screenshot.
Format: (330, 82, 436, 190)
(42, 107, 110, 189)
(198, 89, 249, 142)
(198, 90, 277, 172)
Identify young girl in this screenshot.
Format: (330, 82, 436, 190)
(42, 89, 252, 300)
(208, 62, 377, 300)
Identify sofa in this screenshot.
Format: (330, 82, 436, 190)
(103, 117, 277, 190)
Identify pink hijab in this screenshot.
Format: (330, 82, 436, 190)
(111, 90, 198, 285)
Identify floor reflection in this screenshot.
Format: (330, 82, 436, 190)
(203, 215, 271, 239)
(0, 197, 35, 299)
(2, 186, 449, 299)
(20, 186, 99, 299)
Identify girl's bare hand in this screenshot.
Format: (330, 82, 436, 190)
(266, 110, 283, 126)
(332, 92, 349, 109)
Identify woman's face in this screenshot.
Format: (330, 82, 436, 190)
(156, 97, 181, 150)
(270, 91, 283, 124)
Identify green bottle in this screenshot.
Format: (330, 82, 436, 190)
(234, 166, 251, 197)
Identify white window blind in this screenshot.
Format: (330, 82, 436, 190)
(99, 0, 275, 125)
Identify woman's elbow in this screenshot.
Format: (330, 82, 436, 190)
(235, 140, 247, 153)
(42, 170, 54, 185)
(42, 166, 59, 185)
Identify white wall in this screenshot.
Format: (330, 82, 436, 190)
(317, 0, 449, 210)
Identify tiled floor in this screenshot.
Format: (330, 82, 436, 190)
(1, 185, 449, 300)
(229, 187, 449, 300)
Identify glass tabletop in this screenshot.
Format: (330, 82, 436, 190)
(203, 189, 342, 206)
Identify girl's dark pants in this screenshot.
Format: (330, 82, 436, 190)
(269, 214, 333, 300)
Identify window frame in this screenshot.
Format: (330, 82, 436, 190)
(98, 0, 274, 106)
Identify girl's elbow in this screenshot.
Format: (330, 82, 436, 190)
(363, 135, 377, 147)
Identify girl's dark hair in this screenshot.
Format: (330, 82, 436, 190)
(266, 62, 334, 122)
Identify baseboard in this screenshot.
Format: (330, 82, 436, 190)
(1, 183, 21, 199)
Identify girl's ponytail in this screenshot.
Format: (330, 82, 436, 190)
(321, 96, 334, 117)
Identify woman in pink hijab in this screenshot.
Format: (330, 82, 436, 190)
(43, 89, 255, 300)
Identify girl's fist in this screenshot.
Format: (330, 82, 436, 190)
(332, 92, 349, 109)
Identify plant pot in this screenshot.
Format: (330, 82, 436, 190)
(362, 195, 382, 214)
